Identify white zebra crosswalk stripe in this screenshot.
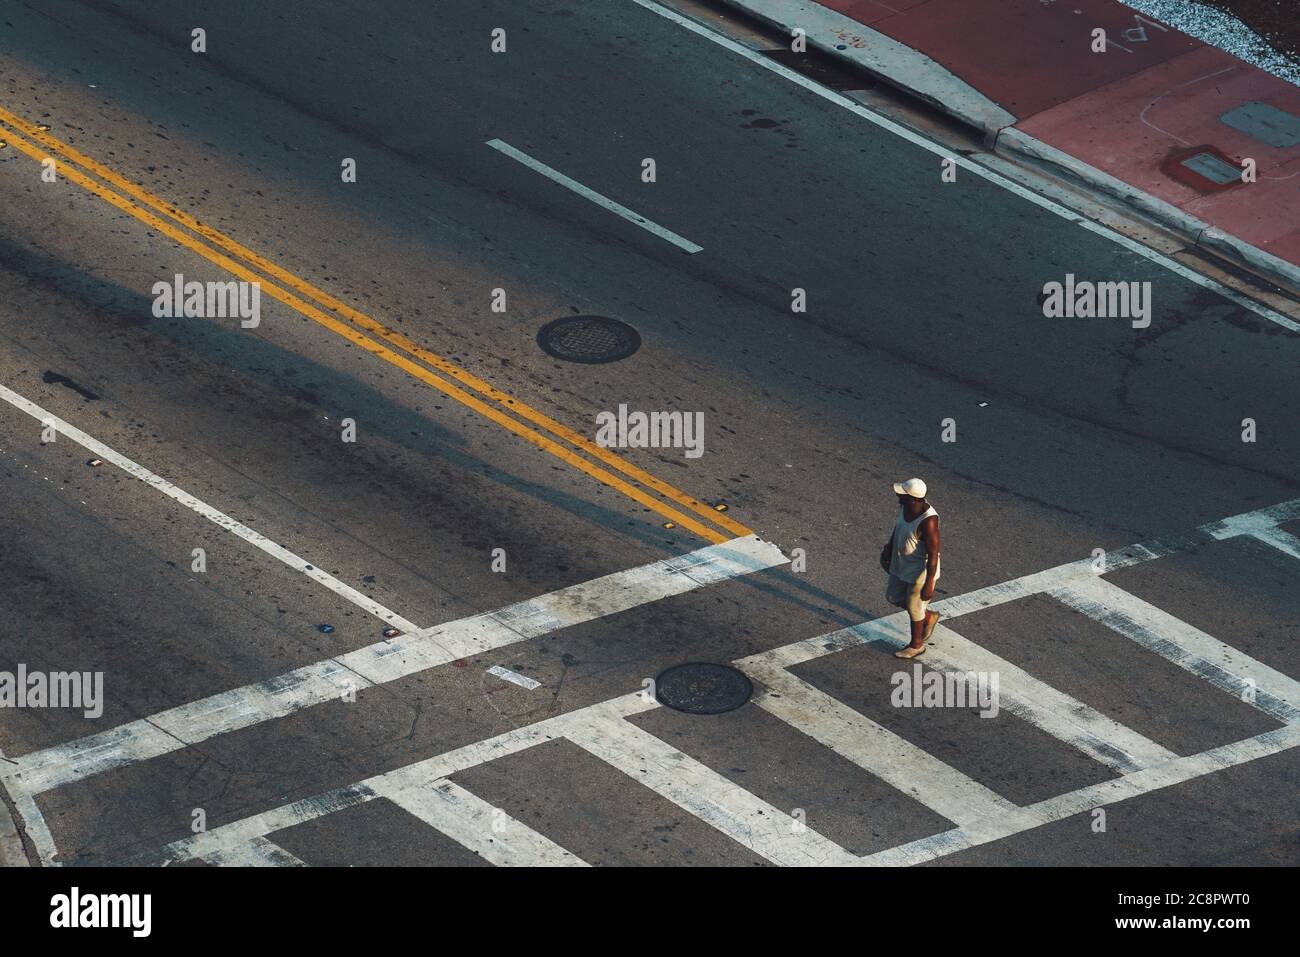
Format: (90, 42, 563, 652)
(742, 614, 1176, 774)
(199, 837, 307, 867)
(54, 498, 1300, 866)
(738, 652, 1016, 828)
(1200, 498, 1300, 540)
(1250, 526, 1300, 562)
(561, 702, 860, 866)
(1052, 576, 1300, 723)
(143, 696, 656, 867)
(921, 625, 1177, 773)
(373, 779, 585, 867)
(153, 784, 378, 867)
(860, 723, 1300, 866)
(4, 534, 787, 801)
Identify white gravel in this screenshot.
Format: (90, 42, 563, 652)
(1124, 0, 1300, 86)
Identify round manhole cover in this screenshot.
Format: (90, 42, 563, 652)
(537, 315, 641, 364)
(654, 662, 753, 715)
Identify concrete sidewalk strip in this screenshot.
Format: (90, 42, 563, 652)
(845, 0, 1201, 119)
(1012, 44, 1300, 288)
(712, 0, 1300, 293)
(995, 126, 1300, 299)
(712, 0, 1015, 135)
(3, 534, 788, 796)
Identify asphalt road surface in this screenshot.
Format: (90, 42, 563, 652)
(0, 0, 1297, 868)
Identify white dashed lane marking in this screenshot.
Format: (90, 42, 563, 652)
(485, 665, 543, 690)
(630, 0, 1299, 332)
(486, 138, 704, 254)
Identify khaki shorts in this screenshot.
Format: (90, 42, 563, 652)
(886, 574, 930, 623)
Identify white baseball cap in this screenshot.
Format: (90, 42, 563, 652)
(892, 477, 927, 498)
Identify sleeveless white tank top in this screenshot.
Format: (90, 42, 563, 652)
(889, 505, 939, 583)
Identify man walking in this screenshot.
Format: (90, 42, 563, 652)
(881, 477, 941, 659)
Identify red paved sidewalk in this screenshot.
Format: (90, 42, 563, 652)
(769, 0, 1300, 282)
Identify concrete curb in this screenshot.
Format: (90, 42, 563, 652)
(996, 127, 1300, 293)
(713, 0, 1300, 296)
(713, 0, 1014, 138)
(0, 751, 32, 867)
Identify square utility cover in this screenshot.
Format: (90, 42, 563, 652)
(1180, 151, 1244, 185)
(1219, 101, 1300, 149)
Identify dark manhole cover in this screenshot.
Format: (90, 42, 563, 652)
(537, 315, 641, 364)
(655, 662, 753, 715)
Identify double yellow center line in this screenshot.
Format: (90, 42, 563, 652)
(0, 103, 749, 543)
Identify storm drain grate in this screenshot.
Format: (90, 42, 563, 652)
(537, 315, 641, 364)
(654, 662, 753, 715)
(761, 47, 875, 91)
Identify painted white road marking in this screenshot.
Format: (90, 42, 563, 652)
(739, 655, 1016, 828)
(486, 138, 704, 254)
(1250, 526, 1300, 562)
(563, 702, 859, 866)
(1201, 498, 1300, 539)
(1, 785, 58, 868)
(923, 624, 1177, 772)
(375, 779, 585, 866)
(0, 748, 30, 868)
(46, 498, 1300, 866)
(199, 836, 306, 867)
(1052, 576, 1300, 722)
(862, 724, 1300, 866)
(742, 615, 1176, 775)
(486, 665, 542, 690)
(5, 535, 787, 798)
(145, 695, 656, 866)
(630, 0, 1299, 332)
(0, 382, 420, 633)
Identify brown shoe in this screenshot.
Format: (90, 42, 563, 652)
(894, 644, 927, 660)
(923, 611, 941, 642)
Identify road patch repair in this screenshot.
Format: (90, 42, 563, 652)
(711, 0, 1300, 294)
